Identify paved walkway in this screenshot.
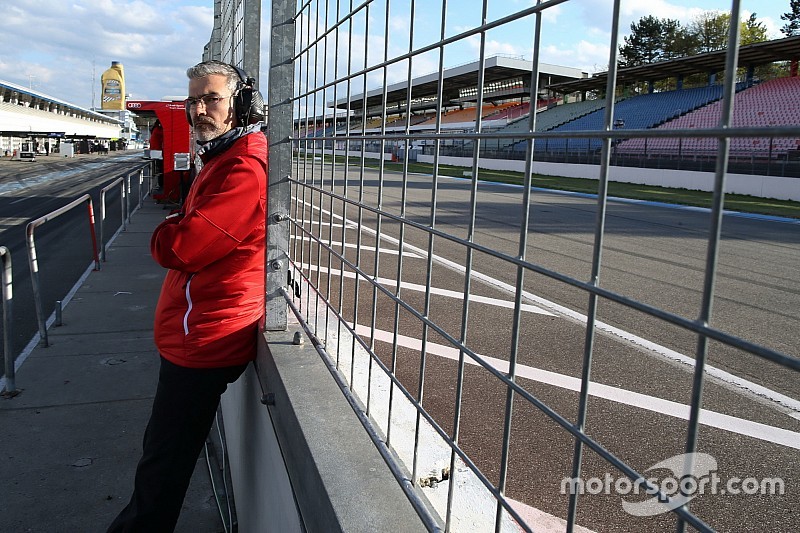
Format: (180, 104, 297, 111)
(0, 199, 224, 533)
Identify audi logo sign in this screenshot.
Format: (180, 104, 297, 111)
(127, 103, 142, 108)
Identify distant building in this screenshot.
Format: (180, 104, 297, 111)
(0, 78, 123, 156)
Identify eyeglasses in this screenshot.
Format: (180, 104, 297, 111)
(184, 93, 233, 108)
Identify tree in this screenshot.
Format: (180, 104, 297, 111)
(617, 10, 776, 91)
(688, 11, 730, 53)
(741, 13, 769, 45)
(619, 15, 683, 67)
(662, 20, 694, 59)
(619, 15, 663, 66)
(781, 0, 800, 36)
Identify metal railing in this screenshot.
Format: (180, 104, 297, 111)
(0, 246, 14, 396)
(267, 0, 800, 531)
(138, 165, 153, 209)
(99, 175, 128, 262)
(9, 162, 152, 384)
(26, 194, 100, 347)
(100, 164, 153, 261)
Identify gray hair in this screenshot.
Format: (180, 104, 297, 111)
(186, 61, 239, 93)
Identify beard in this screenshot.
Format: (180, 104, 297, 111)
(193, 118, 227, 142)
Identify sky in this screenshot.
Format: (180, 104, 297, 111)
(0, 0, 791, 111)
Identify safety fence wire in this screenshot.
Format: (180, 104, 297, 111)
(274, 0, 800, 531)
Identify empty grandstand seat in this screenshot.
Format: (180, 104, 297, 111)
(539, 85, 727, 153)
(617, 77, 800, 157)
(489, 99, 606, 151)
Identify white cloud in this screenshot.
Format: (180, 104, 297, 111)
(541, 39, 609, 74)
(541, 3, 562, 25)
(0, 1, 212, 107)
(746, 10, 786, 40)
(464, 34, 527, 58)
(0, 0, 789, 110)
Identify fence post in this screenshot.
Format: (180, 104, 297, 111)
(26, 223, 48, 347)
(265, 0, 296, 332)
(100, 185, 107, 262)
(87, 198, 100, 271)
(139, 167, 145, 207)
(147, 161, 154, 198)
(1, 246, 15, 396)
(123, 173, 130, 229)
(136, 169, 142, 210)
(99, 176, 128, 262)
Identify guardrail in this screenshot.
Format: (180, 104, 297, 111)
(26, 194, 100, 347)
(99, 163, 153, 262)
(99, 176, 128, 262)
(137, 165, 153, 210)
(0, 246, 14, 397)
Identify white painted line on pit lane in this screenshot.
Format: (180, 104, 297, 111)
(0, 216, 31, 224)
(0, 209, 136, 394)
(0, 262, 95, 393)
(356, 324, 800, 450)
(300, 199, 800, 414)
(299, 263, 554, 316)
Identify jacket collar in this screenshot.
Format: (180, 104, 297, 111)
(196, 123, 263, 163)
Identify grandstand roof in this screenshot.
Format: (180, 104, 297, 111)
(0, 79, 121, 124)
(546, 35, 800, 95)
(332, 56, 587, 115)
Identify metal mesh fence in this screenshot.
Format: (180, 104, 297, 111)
(266, 0, 800, 530)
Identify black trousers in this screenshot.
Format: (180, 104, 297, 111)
(107, 356, 248, 533)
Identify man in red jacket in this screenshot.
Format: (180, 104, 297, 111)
(148, 119, 164, 192)
(108, 61, 267, 532)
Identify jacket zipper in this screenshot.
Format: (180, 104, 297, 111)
(183, 274, 194, 335)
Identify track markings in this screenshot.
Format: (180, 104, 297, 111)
(354, 324, 800, 450)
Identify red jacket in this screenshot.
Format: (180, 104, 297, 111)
(149, 121, 163, 150)
(151, 130, 268, 368)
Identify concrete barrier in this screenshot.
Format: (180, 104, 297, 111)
(220, 329, 429, 532)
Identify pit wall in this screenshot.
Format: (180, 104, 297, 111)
(219, 330, 428, 532)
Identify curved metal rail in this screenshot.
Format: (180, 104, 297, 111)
(99, 176, 127, 262)
(26, 194, 100, 347)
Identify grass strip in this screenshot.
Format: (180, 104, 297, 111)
(301, 154, 800, 219)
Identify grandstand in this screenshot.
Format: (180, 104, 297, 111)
(298, 35, 799, 176)
(617, 77, 800, 157)
(383, 113, 436, 130)
(418, 105, 506, 128)
(480, 98, 606, 152)
(481, 101, 530, 125)
(519, 84, 730, 154)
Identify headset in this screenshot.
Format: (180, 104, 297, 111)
(185, 62, 264, 127)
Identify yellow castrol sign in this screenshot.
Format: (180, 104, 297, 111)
(101, 61, 126, 110)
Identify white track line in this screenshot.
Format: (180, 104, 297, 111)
(298, 263, 554, 316)
(304, 220, 347, 228)
(299, 198, 800, 415)
(291, 236, 421, 258)
(355, 324, 800, 450)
